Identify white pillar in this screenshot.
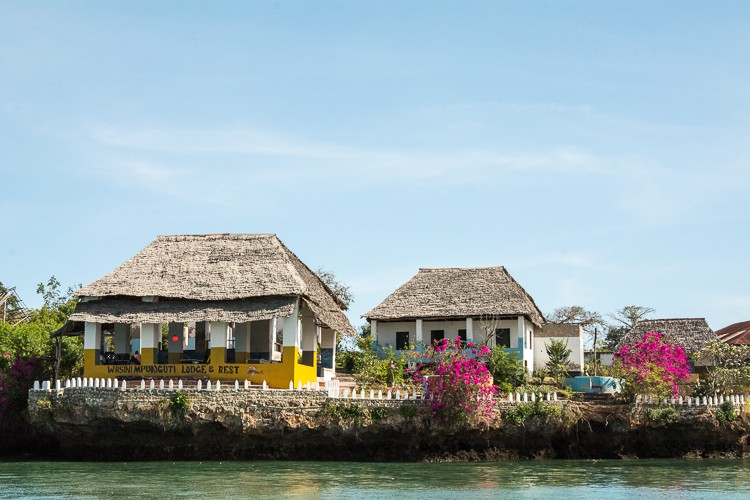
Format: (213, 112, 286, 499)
(210, 321, 229, 349)
(140, 323, 159, 350)
(268, 318, 276, 358)
(283, 299, 300, 349)
(416, 319, 424, 345)
(300, 310, 317, 366)
(371, 320, 378, 345)
(466, 317, 473, 343)
(84, 322, 102, 355)
(517, 316, 525, 349)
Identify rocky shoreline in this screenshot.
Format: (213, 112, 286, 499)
(15, 388, 750, 461)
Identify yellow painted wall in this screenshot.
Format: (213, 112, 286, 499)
(82, 347, 318, 389)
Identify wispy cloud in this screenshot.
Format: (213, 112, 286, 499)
(85, 124, 609, 189)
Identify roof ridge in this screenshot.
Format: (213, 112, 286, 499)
(418, 266, 505, 271)
(640, 317, 707, 322)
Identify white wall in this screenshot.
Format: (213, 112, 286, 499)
(534, 336, 584, 373)
(376, 321, 416, 350)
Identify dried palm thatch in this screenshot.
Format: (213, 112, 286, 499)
(73, 234, 354, 336)
(69, 296, 296, 324)
(617, 318, 718, 355)
(363, 267, 544, 326)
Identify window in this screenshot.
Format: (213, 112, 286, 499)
(396, 331, 410, 350)
(430, 330, 445, 344)
(457, 329, 467, 348)
(495, 328, 511, 348)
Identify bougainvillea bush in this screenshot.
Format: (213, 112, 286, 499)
(0, 356, 45, 423)
(411, 338, 497, 427)
(614, 332, 691, 401)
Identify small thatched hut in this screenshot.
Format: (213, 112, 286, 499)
(364, 266, 544, 372)
(617, 318, 718, 368)
(69, 234, 354, 388)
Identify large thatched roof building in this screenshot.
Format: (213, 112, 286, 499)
(364, 266, 544, 373)
(70, 234, 353, 388)
(73, 234, 353, 335)
(617, 318, 718, 356)
(716, 320, 750, 346)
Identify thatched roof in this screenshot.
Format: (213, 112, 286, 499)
(617, 318, 718, 355)
(70, 296, 296, 325)
(364, 267, 544, 326)
(716, 320, 750, 345)
(72, 234, 354, 335)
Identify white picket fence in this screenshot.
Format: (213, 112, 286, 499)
(324, 379, 423, 401)
(636, 394, 747, 407)
(30, 378, 323, 392)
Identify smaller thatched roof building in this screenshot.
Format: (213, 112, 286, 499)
(363, 266, 544, 326)
(716, 320, 750, 346)
(617, 318, 718, 355)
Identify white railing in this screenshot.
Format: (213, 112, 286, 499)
(30, 378, 326, 392)
(323, 380, 424, 401)
(636, 394, 747, 406)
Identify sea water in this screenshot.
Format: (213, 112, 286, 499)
(1, 459, 749, 499)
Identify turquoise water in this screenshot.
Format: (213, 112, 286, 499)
(1, 460, 749, 499)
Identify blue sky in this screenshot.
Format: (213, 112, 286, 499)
(2, 1, 749, 331)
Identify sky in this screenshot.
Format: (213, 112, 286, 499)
(1, 1, 749, 331)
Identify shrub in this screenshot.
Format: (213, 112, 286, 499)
(545, 339, 572, 385)
(412, 338, 497, 427)
(614, 332, 691, 400)
(169, 390, 189, 413)
(370, 406, 389, 421)
(487, 348, 525, 389)
(505, 400, 561, 426)
(717, 401, 737, 424)
(399, 404, 418, 419)
(322, 401, 365, 422)
(645, 406, 680, 426)
(0, 357, 46, 423)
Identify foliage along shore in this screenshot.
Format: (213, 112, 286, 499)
(18, 387, 750, 462)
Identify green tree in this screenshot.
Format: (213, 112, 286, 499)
(694, 340, 750, 395)
(316, 267, 353, 310)
(547, 305, 605, 347)
(545, 339, 572, 385)
(603, 305, 655, 350)
(487, 349, 525, 393)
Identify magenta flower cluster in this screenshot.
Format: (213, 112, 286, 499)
(615, 331, 691, 398)
(412, 338, 497, 426)
(0, 356, 44, 420)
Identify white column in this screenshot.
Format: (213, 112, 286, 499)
(84, 322, 102, 350)
(283, 299, 300, 349)
(416, 319, 424, 345)
(371, 320, 378, 345)
(269, 318, 277, 357)
(517, 316, 525, 349)
(140, 323, 160, 350)
(466, 318, 473, 342)
(300, 310, 317, 366)
(321, 327, 336, 370)
(113, 324, 130, 354)
(210, 322, 229, 350)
